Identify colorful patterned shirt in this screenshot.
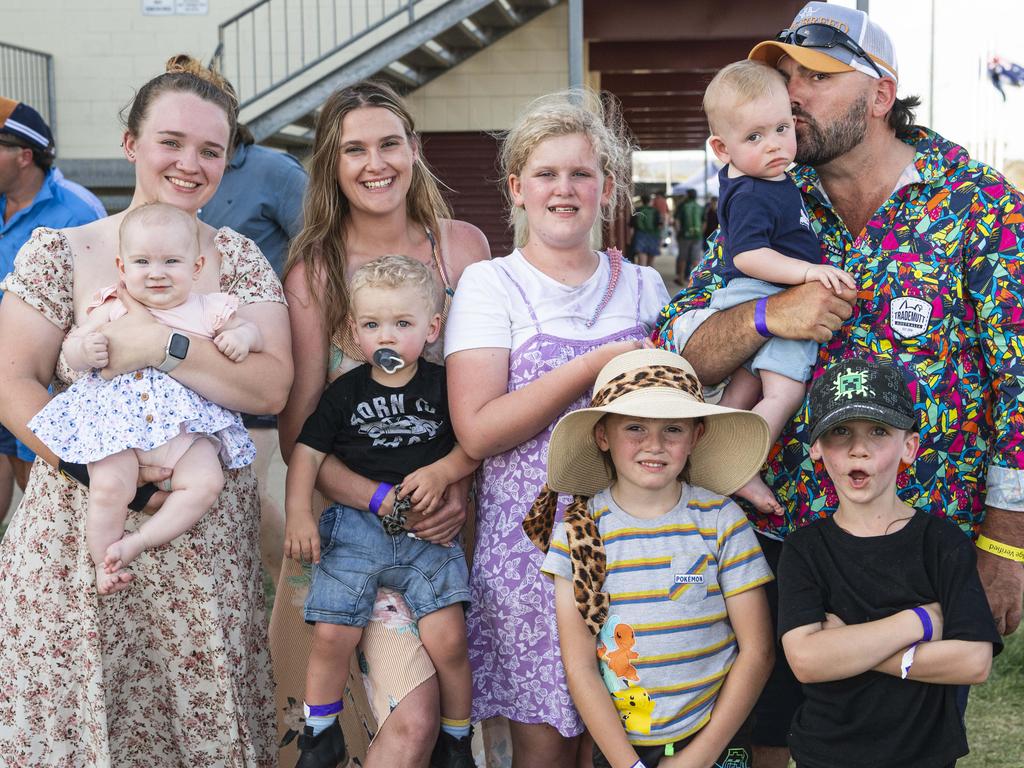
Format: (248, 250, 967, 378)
(657, 128, 1024, 540)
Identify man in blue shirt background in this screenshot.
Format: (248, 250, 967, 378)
(199, 118, 307, 581)
(0, 97, 101, 519)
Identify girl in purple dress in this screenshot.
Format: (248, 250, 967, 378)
(445, 91, 670, 765)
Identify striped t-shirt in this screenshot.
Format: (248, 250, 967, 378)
(541, 485, 772, 746)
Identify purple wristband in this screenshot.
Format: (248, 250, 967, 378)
(369, 482, 394, 516)
(754, 297, 772, 338)
(911, 606, 933, 642)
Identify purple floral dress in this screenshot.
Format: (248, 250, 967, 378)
(468, 261, 650, 736)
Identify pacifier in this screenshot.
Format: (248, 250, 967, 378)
(373, 348, 406, 374)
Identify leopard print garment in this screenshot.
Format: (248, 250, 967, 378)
(524, 486, 608, 636)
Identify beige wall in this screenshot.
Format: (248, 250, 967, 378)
(3, 1, 257, 159)
(3, 1, 567, 159)
(405, 3, 568, 132)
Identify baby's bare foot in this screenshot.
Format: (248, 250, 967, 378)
(736, 476, 783, 516)
(104, 533, 147, 574)
(95, 563, 134, 596)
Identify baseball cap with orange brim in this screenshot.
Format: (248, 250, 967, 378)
(749, 2, 898, 82)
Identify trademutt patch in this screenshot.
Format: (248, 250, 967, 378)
(889, 296, 932, 338)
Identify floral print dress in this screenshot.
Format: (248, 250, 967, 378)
(0, 227, 282, 767)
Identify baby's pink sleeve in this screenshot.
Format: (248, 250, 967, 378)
(87, 284, 126, 321)
(204, 292, 240, 333)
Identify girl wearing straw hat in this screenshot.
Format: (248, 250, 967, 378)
(526, 349, 775, 768)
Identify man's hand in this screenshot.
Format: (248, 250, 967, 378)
(977, 506, 1024, 635)
(766, 282, 856, 343)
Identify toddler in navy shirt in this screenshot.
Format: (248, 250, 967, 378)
(702, 60, 855, 515)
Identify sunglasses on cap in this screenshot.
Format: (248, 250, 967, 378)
(776, 23, 885, 79)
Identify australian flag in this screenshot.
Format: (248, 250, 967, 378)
(989, 57, 1024, 100)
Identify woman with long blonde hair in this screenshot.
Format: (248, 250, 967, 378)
(272, 80, 489, 767)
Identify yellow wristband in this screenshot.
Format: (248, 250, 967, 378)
(976, 534, 1024, 563)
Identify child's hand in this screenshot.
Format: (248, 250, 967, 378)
(399, 465, 449, 516)
(214, 328, 252, 362)
(284, 509, 321, 563)
(83, 332, 110, 369)
(584, 338, 644, 376)
(804, 264, 857, 293)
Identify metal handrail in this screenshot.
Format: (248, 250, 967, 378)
(216, 0, 430, 109)
(0, 41, 56, 137)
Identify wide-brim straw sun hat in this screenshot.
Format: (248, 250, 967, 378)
(547, 349, 771, 497)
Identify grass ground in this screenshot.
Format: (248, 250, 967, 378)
(961, 627, 1024, 766)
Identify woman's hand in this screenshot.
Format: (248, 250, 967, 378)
(136, 464, 172, 513)
(100, 284, 167, 379)
(406, 475, 471, 544)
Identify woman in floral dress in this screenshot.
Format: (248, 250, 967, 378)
(0, 56, 290, 766)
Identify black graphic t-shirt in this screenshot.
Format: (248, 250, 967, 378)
(297, 360, 455, 485)
(778, 511, 1003, 768)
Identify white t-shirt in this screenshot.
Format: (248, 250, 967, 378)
(444, 250, 670, 355)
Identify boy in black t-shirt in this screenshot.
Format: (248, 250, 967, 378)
(285, 255, 480, 768)
(777, 359, 1001, 768)
(701, 60, 856, 516)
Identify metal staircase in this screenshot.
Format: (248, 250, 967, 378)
(215, 0, 559, 153)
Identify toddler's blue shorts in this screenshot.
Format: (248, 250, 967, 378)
(304, 504, 470, 627)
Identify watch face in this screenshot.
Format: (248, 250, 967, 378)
(169, 333, 190, 359)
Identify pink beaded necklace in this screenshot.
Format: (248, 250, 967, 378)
(585, 248, 623, 328)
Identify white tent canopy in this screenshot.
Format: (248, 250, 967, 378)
(671, 158, 722, 199)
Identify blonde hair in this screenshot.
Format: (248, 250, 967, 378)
(118, 202, 199, 258)
(499, 90, 634, 249)
(703, 60, 786, 136)
(349, 255, 441, 315)
(283, 81, 451, 345)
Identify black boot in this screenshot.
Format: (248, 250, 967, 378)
(429, 728, 477, 768)
(295, 718, 348, 768)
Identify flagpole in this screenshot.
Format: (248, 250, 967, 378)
(928, 0, 936, 127)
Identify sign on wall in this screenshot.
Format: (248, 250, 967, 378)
(142, 0, 208, 15)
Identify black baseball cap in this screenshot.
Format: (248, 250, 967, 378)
(0, 97, 55, 156)
(808, 358, 916, 445)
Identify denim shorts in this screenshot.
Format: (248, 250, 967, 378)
(0, 424, 16, 457)
(709, 277, 818, 381)
(304, 504, 471, 627)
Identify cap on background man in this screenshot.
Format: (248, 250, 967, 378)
(0, 97, 105, 217)
(749, 2, 898, 82)
(0, 97, 56, 167)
